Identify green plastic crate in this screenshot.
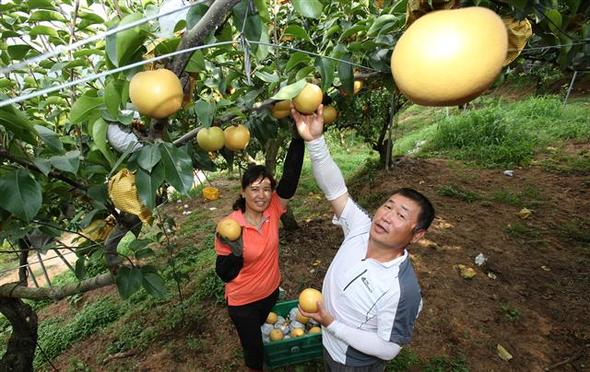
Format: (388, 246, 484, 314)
(263, 299, 323, 369)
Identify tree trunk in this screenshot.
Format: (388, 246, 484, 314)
(0, 297, 38, 371)
(280, 208, 299, 231)
(264, 139, 280, 175)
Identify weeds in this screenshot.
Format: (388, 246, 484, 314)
(35, 298, 122, 368)
(438, 185, 480, 203)
(500, 304, 521, 322)
(504, 223, 539, 239)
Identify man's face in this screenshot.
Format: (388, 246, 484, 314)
(370, 193, 425, 249)
(242, 177, 273, 213)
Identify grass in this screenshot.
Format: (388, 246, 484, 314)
(438, 185, 481, 203)
(504, 223, 540, 240)
(386, 348, 469, 371)
(35, 298, 122, 368)
(393, 95, 590, 169)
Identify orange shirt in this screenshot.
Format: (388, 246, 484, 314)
(215, 192, 286, 306)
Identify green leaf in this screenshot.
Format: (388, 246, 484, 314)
(254, 0, 271, 22)
(0, 78, 14, 89)
(73, 48, 104, 58)
(104, 79, 122, 117)
(7, 44, 31, 60)
(141, 266, 168, 298)
(88, 184, 109, 208)
(159, 143, 194, 195)
(295, 66, 316, 81)
(135, 247, 155, 260)
(367, 15, 398, 37)
(315, 57, 334, 92)
(185, 51, 206, 73)
(0, 169, 42, 221)
(135, 163, 164, 209)
(338, 54, 354, 95)
(29, 10, 66, 22)
(70, 95, 103, 124)
(29, 25, 59, 38)
(49, 150, 80, 174)
(255, 70, 279, 83)
(186, 3, 209, 29)
(78, 11, 104, 25)
(284, 25, 312, 42)
(291, 0, 324, 19)
(232, 2, 270, 59)
(270, 79, 307, 100)
(339, 25, 366, 41)
(74, 257, 86, 280)
(292, 0, 323, 19)
(154, 38, 180, 57)
(546, 9, 563, 34)
(91, 118, 115, 166)
(137, 144, 161, 172)
(0, 105, 37, 144)
(115, 266, 143, 300)
(195, 100, 216, 127)
(129, 239, 150, 251)
(28, 0, 55, 10)
(566, 0, 581, 14)
(34, 125, 64, 153)
(33, 158, 51, 176)
(286, 52, 311, 73)
(105, 13, 148, 67)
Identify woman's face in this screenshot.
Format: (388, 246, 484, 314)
(242, 177, 273, 213)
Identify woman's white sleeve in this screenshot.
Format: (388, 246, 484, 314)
(305, 136, 348, 201)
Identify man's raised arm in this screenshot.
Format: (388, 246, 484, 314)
(291, 104, 349, 218)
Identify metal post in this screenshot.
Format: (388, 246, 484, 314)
(563, 70, 578, 106)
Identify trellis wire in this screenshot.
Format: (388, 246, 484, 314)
(0, 37, 384, 108)
(0, 0, 210, 75)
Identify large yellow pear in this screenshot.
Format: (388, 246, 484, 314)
(298, 288, 323, 313)
(217, 217, 241, 241)
(224, 124, 250, 151)
(391, 7, 508, 106)
(271, 100, 292, 119)
(196, 127, 225, 152)
(323, 106, 337, 124)
(129, 69, 184, 118)
(293, 83, 323, 114)
(269, 329, 284, 341)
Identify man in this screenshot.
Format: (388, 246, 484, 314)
(292, 104, 435, 371)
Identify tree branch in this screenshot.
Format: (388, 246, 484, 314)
(150, 0, 243, 139)
(0, 273, 114, 301)
(169, 0, 243, 76)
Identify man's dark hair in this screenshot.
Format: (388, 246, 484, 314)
(232, 164, 277, 212)
(393, 188, 435, 231)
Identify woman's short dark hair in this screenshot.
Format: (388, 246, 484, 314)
(393, 188, 435, 231)
(232, 165, 277, 212)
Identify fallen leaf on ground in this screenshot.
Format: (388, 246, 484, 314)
(517, 208, 532, 219)
(497, 344, 513, 361)
(454, 264, 476, 279)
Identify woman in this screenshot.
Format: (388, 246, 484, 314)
(215, 136, 304, 371)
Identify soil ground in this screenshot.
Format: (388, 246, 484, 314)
(37, 144, 590, 372)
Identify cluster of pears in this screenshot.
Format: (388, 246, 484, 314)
(262, 306, 321, 343)
(196, 124, 250, 153)
(261, 288, 323, 343)
(270, 82, 357, 125)
(128, 68, 250, 154)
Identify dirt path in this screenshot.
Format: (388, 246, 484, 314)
(0, 234, 79, 287)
